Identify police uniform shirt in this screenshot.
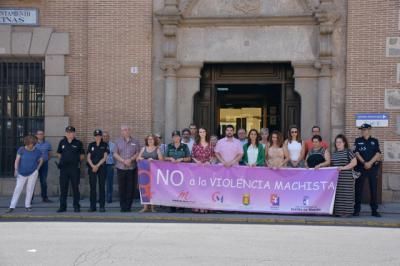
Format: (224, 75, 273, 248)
(87, 141, 109, 166)
(57, 137, 85, 166)
(165, 143, 190, 160)
(354, 136, 381, 167)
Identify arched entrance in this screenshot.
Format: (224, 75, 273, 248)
(194, 63, 301, 137)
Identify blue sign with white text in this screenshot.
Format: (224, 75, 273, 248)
(355, 113, 389, 127)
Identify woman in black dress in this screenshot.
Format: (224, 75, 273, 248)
(305, 135, 330, 169)
(331, 134, 357, 217)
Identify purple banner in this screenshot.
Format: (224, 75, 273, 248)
(138, 161, 339, 215)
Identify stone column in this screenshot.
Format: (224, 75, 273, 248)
(177, 63, 202, 130)
(156, 0, 181, 142)
(316, 62, 332, 143)
(292, 61, 319, 140)
(161, 61, 180, 141)
(314, 0, 340, 143)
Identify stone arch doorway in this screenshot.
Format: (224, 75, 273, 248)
(194, 63, 301, 137)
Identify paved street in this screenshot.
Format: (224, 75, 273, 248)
(0, 222, 399, 266)
(1, 197, 400, 227)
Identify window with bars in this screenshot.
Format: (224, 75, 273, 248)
(0, 60, 45, 177)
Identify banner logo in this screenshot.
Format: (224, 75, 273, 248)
(303, 196, 310, 206)
(270, 194, 280, 206)
(242, 194, 250, 205)
(177, 191, 190, 201)
(212, 192, 224, 203)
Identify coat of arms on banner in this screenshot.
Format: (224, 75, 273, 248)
(232, 0, 261, 14)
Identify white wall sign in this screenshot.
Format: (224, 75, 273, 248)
(130, 66, 138, 74)
(386, 37, 400, 57)
(397, 115, 400, 135)
(397, 64, 400, 84)
(385, 89, 400, 109)
(0, 8, 38, 26)
(384, 141, 400, 162)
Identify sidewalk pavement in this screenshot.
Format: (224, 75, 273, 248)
(1, 197, 399, 228)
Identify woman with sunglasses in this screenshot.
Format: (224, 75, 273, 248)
(283, 125, 306, 168)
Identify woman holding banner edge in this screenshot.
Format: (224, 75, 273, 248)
(331, 134, 357, 217)
(137, 134, 163, 213)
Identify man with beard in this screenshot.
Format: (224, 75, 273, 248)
(215, 125, 244, 167)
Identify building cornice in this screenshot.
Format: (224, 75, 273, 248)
(180, 15, 317, 27)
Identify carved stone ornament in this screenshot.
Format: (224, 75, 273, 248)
(232, 0, 261, 14)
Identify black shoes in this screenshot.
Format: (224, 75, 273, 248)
(43, 198, 53, 203)
(353, 211, 382, 217)
(88, 208, 96, 212)
(74, 208, 80, 213)
(5, 208, 14, 213)
(99, 207, 106, 213)
(372, 211, 381, 217)
(57, 208, 66, 213)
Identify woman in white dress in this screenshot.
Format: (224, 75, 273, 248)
(283, 125, 306, 168)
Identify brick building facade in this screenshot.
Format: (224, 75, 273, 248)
(347, 0, 400, 202)
(0, 0, 152, 196)
(0, 0, 399, 202)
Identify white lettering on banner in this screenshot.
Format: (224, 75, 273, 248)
(208, 177, 335, 191)
(156, 169, 184, 187)
(209, 177, 271, 189)
(274, 181, 335, 191)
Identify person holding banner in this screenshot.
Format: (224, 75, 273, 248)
(164, 130, 191, 213)
(305, 135, 330, 169)
(305, 126, 329, 155)
(331, 134, 357, 217)
(192, 127, 214, 213)
(242, 129, 265, 167)
(215, 125, 243, 167)
(137, 134, 163, 213)
(192, 128, 214, 165)
(284, 125, 305, 168)
(266, 131, 287, 168)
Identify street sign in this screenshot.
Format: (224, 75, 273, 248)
(0, 8, 39, 26)
(355, 113, 389, 127)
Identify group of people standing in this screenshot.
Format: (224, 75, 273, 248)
(5, 122, 382, 218)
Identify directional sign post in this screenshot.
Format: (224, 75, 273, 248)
(355, 113, 389, 127)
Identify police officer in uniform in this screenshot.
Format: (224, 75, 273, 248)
(87, 129, 109, 212)
(56, 126, 85, 213)
(354, 123, 382, 217)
